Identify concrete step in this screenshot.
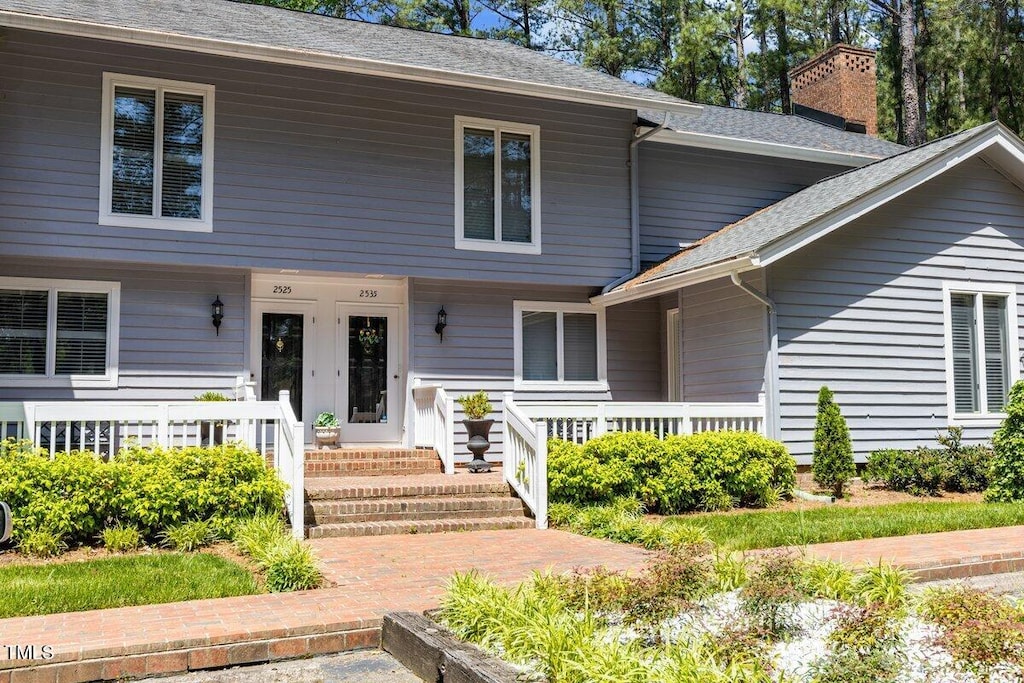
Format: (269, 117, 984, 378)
(304, 473, 510, 501)
(306, 516, 535, 538)
(305, 496, 528, 524)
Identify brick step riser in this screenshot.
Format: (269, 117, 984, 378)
(306, 518, 534, 538)
(307, 498, 524, 514)
(305, 463, 442, 477)
(305, 485, 511, 500)
(305, 500, 527, 524)
(305, 450, 435, 461)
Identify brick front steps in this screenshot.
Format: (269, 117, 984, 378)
(304, 448, 442, 477)
(304, 472, 533, 538)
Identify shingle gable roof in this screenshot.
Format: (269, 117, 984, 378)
(0, 0, 696, 112)
(617, 122, 1002, 291)
(640, 105, 906, 159)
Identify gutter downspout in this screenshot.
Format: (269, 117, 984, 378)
(729, 271, 781, 441)
(602, 114, 669, 294)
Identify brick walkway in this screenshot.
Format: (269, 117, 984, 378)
(0, 530, 649, 683)
(800, 525, 1024, 581)
(5, 525, 1024, 682)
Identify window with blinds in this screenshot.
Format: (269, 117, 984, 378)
(102, 74, 213, 231)
(948, 288, 1014, 416)
(0, 280, 116, 381)
(457, 117, 539, 253)
(517, 304, 603, 387)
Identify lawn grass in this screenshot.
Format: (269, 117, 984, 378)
(0, 552, 260, 618)
(666, 501, 1024, 551)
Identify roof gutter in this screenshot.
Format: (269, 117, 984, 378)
(0, 10, 703, 116)
(601, 115, 670, 295)
(644, 128, 886, 167)
(592, 255, 758, 307)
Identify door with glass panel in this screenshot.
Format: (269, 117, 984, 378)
(252, 302, 314, 435)
(337, 305, 401, 443)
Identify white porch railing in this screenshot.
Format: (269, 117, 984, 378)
(503, 393, 548, 529)
(516, 399, 766, 444)
(412, 381, 455, 474)
(0, 391, 305, 539)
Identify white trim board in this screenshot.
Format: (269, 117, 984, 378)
(0, 10, 701, 117)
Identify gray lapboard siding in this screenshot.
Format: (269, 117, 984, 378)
(0, 28, 633, 287)
(0, 258, 246, 400)
(410, 278, 661, 460)
(769, 157, 1024, 462)
(638, 143, 847, 264)
(678, 273, 767, 403)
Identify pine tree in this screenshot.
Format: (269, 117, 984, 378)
(812, 385, 855, 498)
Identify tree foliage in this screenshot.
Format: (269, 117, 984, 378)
(245, 0, 1024, 143)
(812, 385, 855, 499)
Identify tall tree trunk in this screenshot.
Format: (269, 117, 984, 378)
(898, 0, 924, 145)
(990, 0, 1006, 122)
(829, 0, 843, 44)
(734, 8, 748, 108)
(520, 0, 531, 48)
(776, 9, 791, 114)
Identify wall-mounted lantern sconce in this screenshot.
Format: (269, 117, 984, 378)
(435, 307, 447, 343)
(212, 296, 224, 336)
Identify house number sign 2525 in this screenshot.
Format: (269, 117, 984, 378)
(272, 285, 292, 294)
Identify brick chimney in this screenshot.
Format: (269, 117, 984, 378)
(789, 44, 877, 136)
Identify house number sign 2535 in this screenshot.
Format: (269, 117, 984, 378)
(272, 285, 292, 294)
(359, 289, 379, 298)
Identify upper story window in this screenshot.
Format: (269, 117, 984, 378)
(0, 278, 120, 387)
(455, 116, 541, 255)
(100, 74, 215, 232)
(944, 283, 1019, 422)
(514, 301, 606, 391)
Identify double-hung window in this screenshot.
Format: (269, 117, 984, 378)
(100, 73, 215, 231)
(944, 283, 1019, 420)
(456, 117, 541, 254)
(514, 302, 606, 390)
(0, 278, 120, 387)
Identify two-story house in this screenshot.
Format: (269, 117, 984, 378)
(4, 0, 1024, 534)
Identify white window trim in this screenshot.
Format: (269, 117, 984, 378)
(942, 281, 1019, 426)
(513, 301, 607, 391)
(0, 277, 120, 388)
(99, 73, 215, 232)
(454, 115, 541, 255)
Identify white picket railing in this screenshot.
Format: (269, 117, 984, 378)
(412, 381, 455, 474)
(0, 392, 305, 539)
(516, 399, 766, 444)
(503, 393, 548, 529)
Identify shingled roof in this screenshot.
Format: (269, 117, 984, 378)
(0, 0, 698, 114)
(609, 122, 1007, 296)
(642, 105, 907, 159)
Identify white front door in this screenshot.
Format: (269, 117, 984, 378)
(336, 304, 402, 443)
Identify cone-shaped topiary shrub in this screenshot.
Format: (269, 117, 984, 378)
(985, 380, 1024, 502)
(813, 386, 855, 498)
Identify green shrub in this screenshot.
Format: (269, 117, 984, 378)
(18, 528, 67, 558)
(234, 513, 287, 563)
(260, 538, 323, 592)
(102, 524, 142, 552)
(0, 441, 285, 553)
(867, 427, 994, 496)
(456, 391, 492, 420)
(919, 586, 1024, 669)
(986, 380, 1024, 502)
(159, 520, 215, 551)
(812, 386, 855, 498)
(546, 431, 795, 514)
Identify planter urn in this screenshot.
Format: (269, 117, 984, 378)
(463, 418, 493, 473)
(314, 426, 341, 450)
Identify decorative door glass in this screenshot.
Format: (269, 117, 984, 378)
(348, 315, 388, 424)
(261, 313, 302, 418)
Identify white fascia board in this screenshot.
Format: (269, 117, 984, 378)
(644, 128, 884, 167)
(0, 10, 702, 117)
(757, 128, 1010, 268)
(591, 256, 758, 307)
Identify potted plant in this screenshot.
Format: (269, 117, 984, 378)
(457, 391, 493, 473)
(195, 391, 229, 446)
(313, 412, 341, 450)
